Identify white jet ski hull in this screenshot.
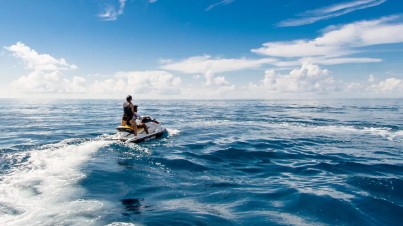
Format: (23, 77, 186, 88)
(113, 119, 166, 143)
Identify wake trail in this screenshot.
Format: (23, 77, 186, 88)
(0, 139, 112, 226)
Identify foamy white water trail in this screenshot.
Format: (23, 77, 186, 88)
(0, 139, 111, 226)
(275, 122, 403, 142)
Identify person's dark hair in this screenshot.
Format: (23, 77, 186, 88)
(126, 95, 132, 102)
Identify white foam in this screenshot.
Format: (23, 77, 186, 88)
(167, 128, 181, 136)
(0, 139, 111, 226)
(106, 223, 137, 226)
(159, 198, 236, 220)
(362, 127, 403, 141)
(250, 210, 324, 226)
(276, 122, 403, 142)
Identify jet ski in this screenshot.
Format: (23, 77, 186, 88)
(113, 117, 166, 143)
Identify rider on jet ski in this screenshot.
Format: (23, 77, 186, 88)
(121, 95, 150, 136)
(122, 95, 137, 135)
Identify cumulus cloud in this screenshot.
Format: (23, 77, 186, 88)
(5, 42, 77, 71)
(256, 63, 338, 93)
(370, 77, 403, 93)
(278, 0, 386, 27)
(161, 55, 275, 87)
(253, 16, 403, 65)
(5, 42, 183, 96)
(203, 70, 234, 91)
(12, 71, 86, 93)
(98, 0, 127, 21)
(206, 0, 234, 11)
(345, 74, 403, 97)
(5, 42, 85, 93)
(91, 71, 182, 95)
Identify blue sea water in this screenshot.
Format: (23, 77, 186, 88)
(0, 99, 402, 225)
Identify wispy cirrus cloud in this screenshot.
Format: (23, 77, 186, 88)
(278, 0, 386, 27)
(161, 55, 275, 74)
(206, 0, 234, 11)
(254, 16, 403, 63)
(98, 0, 127, 21)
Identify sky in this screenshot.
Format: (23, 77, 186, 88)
(1, 0, 403, 99)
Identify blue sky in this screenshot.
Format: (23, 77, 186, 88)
(1, 0, 403, 99)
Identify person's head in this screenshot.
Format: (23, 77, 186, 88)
(126, 95, 132, 102)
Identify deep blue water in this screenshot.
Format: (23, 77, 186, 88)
(0, 99, 402, 225)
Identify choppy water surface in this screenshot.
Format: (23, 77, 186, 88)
(0, 99, 402, 225)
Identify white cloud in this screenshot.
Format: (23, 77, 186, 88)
(98, 0, 127, 21)
(6, 42, 84, 94)
(91, 71, 182, 95)
(12, 71, 86, 93)
(5, 42, 77, 71)
(370, 77, 403, 93)
(368, 74, 375, 82)
(278, 0, 386, 27)
(5, 42, 183, 96)
(253, 16, 403, 62)
(302, 57, 382, 65)
(161, 55, 275, 74)
(344, 74, 403, 97)
(204, 70, 234, 90)
(344, 75, 403, 97)
(255, 63, 338, 93)
(161, 55, 275, 87)
(345, 82, 365, 92)
(315, 16, 403, 47)
(206, 0, 234, 11)
(253, 40, 349, 58)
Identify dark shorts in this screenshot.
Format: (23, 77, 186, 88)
(122, 114, 133, 122)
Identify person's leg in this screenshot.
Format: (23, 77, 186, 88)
(137, 123, 149, 134)
(122, 115, 129, 126)
(142, 123, 149, 134)
(130, 119, 137, 136)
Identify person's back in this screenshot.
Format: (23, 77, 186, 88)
(121, 95, 138, 136)
(122, 100, 133, 123)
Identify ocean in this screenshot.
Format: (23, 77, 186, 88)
(0, 99, 402, 225)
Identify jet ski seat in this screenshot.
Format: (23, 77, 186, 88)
(117, 125, 146, 134)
